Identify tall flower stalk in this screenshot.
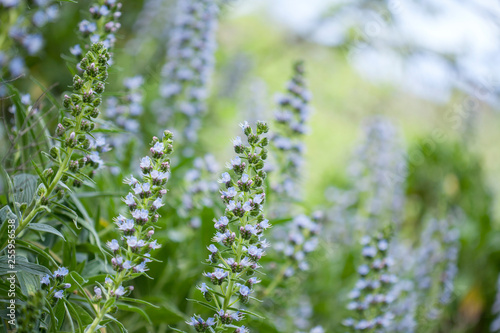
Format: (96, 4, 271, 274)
(343, 233, 397, 331)
(185, 121, 270, 332)
(158, 0, 218, 146)
(414, 214, 460, 321)
(269, 61, 311, 205)
(325, 117, 406, 245)
(85, 130, 174, 332)
(0, 42, 111, 250)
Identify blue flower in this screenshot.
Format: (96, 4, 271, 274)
(107, 239, 120, 252)
(40, 274, 50, 285)
(53, 290, 64, 299)
(54, 267, 69, 278)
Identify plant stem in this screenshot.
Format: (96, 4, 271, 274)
(262, 261, 290, 298)
(86, 273, 124, 333)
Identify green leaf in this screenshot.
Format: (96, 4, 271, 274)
(31, 160, 49, 189)
(16, 240, 60, 266)
(168, 327, 187, 333)
(119, 297, 160, 309)
(54, 299, 66, 331)
(104, 314, 128, 333)
(68, 272, 96, 315)
(17, 271, 40, 295)
(28, 223, 66, 240)
(64, 302, 76, 333)
(0, 256, 51, 276)
(116, 302, 152, 324)
(12, 174, 38, 205)
(0, 205, 17, 223)
(228, 307, 265, 320)
(186, 298, 218, 312)
(65, 300, 92, 332)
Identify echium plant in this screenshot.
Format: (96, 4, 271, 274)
(325, 117, 406, 245)
(184, 121, 270, 333)
(385, 242, 418, 333)
(158, 0, 218, 146)
(348, 117, 407, 231)
(414, 213, 460, 321)
(15, 267, 70, 331)
(85, 131, 174, 332)
(0, 42, 110, 249)
(260, 61, 323, 332)
(0, 0, 60, 83)
(343, 233, 397, 331)
(269, 61, 311, 204)
(70, 0, 122, 62)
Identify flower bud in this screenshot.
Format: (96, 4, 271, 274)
(73, 75, 84, 90)
(163, 130, 173, 140)
(49, 147, 59, 159)
(55, 124, 65, 137)
(93, 81, 105, 94)
(90, 108, 100, 118)
(43, 168, 54, 178)
(247, 133, 259, 145)
(256, 121, 269, 134)
(63, 95, 71, 108)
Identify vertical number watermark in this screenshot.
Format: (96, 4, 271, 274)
(7, 218, 17, 326)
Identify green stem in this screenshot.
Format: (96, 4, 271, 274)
(262, 261, 290, 298)
(86, 273, 124, 333)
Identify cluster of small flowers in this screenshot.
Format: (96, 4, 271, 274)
(274, 213, 321, 277)
(0, 0, 59, 81)
(158, 0, 218, 144)
(104, 131, 173, 283)
(269, 61, 312, 201)
(347, 117, 407, 231)
(414, 215, 460, 310)
(86, 131, 174, 332)
(180, 154, 219, 228)
(387, 279, 418, 333)
(70, 0, 122, 62)
(490, 274, 500, 332)
(343, 234, 397, 331)
(39, 267, 71, 301)
(41, 43, 110, 191)
(85, 134, 112, 173)
(381, 240, 418, 333)
(188, 121, 270, 332)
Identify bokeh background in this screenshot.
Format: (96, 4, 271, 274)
(2, 0, 500, 332)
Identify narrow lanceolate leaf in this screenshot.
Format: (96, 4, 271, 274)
(0, 255, 51, 276)
(28, 223, 66, 240)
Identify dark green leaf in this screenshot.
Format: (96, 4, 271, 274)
(0, 256, 51, 276)
(28, 223, 66, 240)
(12, 174, 38, 205)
